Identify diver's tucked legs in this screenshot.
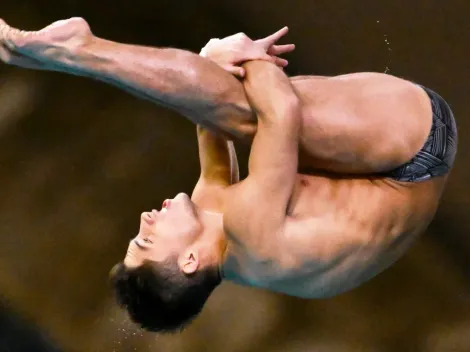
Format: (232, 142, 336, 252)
(0, 18, 437, 175)
(0, 18, 256, 139)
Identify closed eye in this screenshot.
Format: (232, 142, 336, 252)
(131, 239, 148, 249)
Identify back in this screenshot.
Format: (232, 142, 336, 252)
(233, 174, 447, 298)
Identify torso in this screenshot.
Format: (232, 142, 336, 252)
(223, 173, 447, 298)
(220, 73, 443, 298)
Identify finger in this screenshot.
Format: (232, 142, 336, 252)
(260, 53, 276, 63)
(268, 43, 296, 55)
(273, 56, 289, 67)
(256, 26, 289, 49)
(224, 65, 246, 78)
(237, 49, 276, 65)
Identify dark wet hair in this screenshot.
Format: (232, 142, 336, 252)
(110, 257, 221, 333)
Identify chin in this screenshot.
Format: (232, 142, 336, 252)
(175, 192, 189, 200)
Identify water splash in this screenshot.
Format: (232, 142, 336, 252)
(111, 318, 147, 351)
(376, 20, 392, 73)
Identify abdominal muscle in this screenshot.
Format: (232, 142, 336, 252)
(240, 174, 445, 299)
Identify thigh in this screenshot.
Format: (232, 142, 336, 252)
(293, 73, 434, 174)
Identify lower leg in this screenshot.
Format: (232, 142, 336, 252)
(1, 18, 257, 140)
(1, 18, 430, 175)
(80, 39, 260, 139)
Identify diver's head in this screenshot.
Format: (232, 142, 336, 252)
(111, 193, 224, 332)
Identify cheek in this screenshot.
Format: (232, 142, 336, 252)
(153, 238, 184, 257)
(139, 220, 155, 235)
(166, 209, 189, 226)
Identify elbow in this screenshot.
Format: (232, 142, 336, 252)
(280, 97, 301, 119)
(264, 96, 302, 129)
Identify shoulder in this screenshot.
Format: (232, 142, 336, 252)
(223, 179, 291, 258)
(223, 179, 258, 222)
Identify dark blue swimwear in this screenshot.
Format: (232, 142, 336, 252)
(385, 86, 458, 182)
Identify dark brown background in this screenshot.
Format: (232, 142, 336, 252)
(0, 0, 469, 351)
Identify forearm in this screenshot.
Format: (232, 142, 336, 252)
(242, 61, 301, 215)
(197, 126, 233, 183)
(64, 36, 257, 139)
(243, 61, 301, 123)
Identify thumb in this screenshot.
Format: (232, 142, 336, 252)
(224, 65, 246, 78)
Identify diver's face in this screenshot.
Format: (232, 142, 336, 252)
(124, 193, 202, 267)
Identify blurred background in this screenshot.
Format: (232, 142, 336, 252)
(0, 0, 469, 351)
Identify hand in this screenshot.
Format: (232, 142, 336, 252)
(200, 27, 295, 77)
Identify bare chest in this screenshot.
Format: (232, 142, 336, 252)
(225, 176, 442, 298)
(286, 174, 352, 219)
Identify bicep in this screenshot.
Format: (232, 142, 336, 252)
(224, 62, 302, 244)
(223, 181, 288, 257)
(225, 107, 300, 244)
(224, 115, 301, 252)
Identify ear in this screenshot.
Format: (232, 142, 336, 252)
(178, 249, 199, 275)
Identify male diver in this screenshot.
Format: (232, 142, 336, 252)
(0, 18, 457, 333)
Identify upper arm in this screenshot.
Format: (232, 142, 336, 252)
(246, 100, 300, 214)
(224, 105, 300, 251)
(224, 61, 301, 248)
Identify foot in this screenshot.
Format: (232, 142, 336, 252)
(0, 17, 93, 70)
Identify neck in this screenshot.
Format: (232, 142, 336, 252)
(198, 210, 247, 284)
(197, 210, 228, 272)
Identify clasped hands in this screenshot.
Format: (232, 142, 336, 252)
(199, 26, 295, 78)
